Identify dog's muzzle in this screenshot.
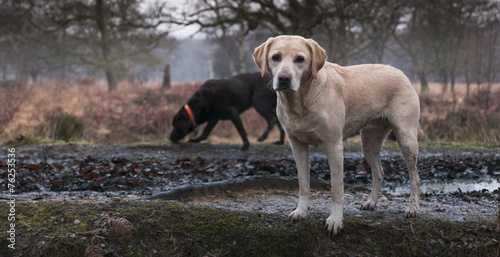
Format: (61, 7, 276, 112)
(275, 73, 294, 91)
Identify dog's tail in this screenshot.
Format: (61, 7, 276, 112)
(417, 124, 424, 142)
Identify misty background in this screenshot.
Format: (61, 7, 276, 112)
(0, 0, 499, 94)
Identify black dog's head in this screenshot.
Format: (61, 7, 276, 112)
(169, 107, 194, 143)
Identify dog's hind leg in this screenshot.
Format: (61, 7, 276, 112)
(391, 120, 421, 218)
(228, 110, 250, 150)
(360, 124, 391, 210)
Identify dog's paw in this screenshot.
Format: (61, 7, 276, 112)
(257, 135, 266, 142)
(241, 143, 250, 151)
(325, 215, 343, 237)
(288, 208, 308, 221)
(360, 200, 377, 210)
(404, 207, 420, 218)
(188, 138, 201, 143)
(273, 140, 284, 145)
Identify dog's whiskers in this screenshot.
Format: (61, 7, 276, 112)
(266, 80, 274, 91)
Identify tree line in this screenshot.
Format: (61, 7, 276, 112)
(1, 0, 499, 95)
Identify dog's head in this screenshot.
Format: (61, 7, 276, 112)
(253, 35, 327, 92)
(169, 106, 194, 143)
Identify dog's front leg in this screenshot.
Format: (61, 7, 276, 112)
(323, 140, 344, 236)
(189, 119, 218, 143)
(288, 137, 310, 221)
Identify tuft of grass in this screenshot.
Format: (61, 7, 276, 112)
(38, 111, 84, 141)
(164, 93, 187, 105)
(132, 90, 159, 106)
(418, 83, 500, 144)
(422, 111, 500, 143)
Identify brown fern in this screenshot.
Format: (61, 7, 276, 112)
(85, 243, 106, 257)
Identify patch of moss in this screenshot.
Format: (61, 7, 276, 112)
(3, 135, 45, 148)
(124, 139, 173, 147)
(1, 201, 497, 257)
(2, 135, 93, 147)
(418, 141, 500, 153)
(16, 202, 99, 235)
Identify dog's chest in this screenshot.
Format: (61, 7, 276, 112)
(278, 108, 323, 145)
(291, 129, 323, 145)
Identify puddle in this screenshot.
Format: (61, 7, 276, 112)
(384, 178, 500, 195)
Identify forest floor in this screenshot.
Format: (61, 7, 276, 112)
(0, 142, 499, 256)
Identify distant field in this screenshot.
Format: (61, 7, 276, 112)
(1, 80, 499, 145)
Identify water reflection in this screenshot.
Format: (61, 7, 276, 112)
(385, 178, 500, 195)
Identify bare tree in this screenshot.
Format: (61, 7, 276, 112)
(183, 0, 357, 75)
(95, 0, 118, 91)
(1, 0, 175, 91)
(0, 0, 42, 85)
(186, 0, 353, 36)
(393, 0, 498, 99)
(314, 0, 404, 65)
(186, 0, 407, 71)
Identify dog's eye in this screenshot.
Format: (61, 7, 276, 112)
(271, 54, 281, 62)
(294, 56, 305, 63)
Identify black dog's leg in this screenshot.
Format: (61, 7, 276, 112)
(228, 111, 250, 150)
(254, 108, 275, 142)
(254, 110, 285, 145)
(189, 119, 218, 143)
(257, 116, 276, 142)
(275, 120, 285, 145)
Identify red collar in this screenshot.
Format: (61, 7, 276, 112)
(184, 105, 197, 128)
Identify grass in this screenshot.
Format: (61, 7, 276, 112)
(0, 201, 497, 257)
(382, 140, 500, 153)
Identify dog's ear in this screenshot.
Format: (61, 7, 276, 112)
(306, 38, 327, 79)
(253, 37, 275, 77)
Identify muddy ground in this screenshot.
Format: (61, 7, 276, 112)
(2, 143, 499, 217)
(1, 142, 499, 256)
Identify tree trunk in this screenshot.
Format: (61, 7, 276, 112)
(61, 27, 68, 81)
(450, 68, 457, 104)
(464, 29, 471, 97)
(1, 61, 6, 81)
(95, 0, 117, 92)
(207, 59, 214, 79)
(418, 71, 428, 95)
(238, 24, 246, 74)
(229, 61, 236, 76)
(162, 63, 171, 89)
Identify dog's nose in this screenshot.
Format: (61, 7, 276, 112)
(278, 73, 291, 85)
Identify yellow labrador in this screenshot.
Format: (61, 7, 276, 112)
(253, 35, 423, 236)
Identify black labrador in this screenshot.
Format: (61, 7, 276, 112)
(170, 72, 285, 150)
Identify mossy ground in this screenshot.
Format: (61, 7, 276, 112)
(379, 140, 499, 153)
(0, 201, 497, 257)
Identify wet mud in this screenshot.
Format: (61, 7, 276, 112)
(1, 143, 499, 222)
